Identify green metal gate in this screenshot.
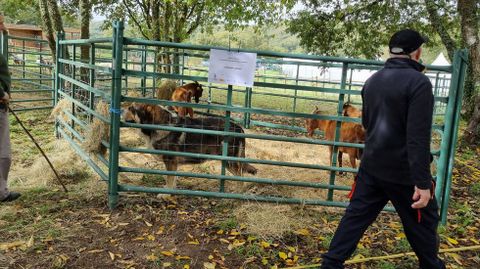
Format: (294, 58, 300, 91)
(0, 33, 55, 112)
(3, 21, 467, 224)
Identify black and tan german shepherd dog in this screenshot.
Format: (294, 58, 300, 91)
(123, 103, 257, 194)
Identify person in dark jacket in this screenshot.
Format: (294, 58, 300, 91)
(321, 29, 445, 269)
(0, 16, 21, 203)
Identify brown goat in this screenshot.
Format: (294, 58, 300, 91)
(170, 81, 204, 118)
(343, 102, 362, 118)
(305, 106, 365, 171)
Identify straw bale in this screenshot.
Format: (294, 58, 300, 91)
(83, 100, 110, 155)
(49, 99, 72, 123)
(156, 80, 177, 100)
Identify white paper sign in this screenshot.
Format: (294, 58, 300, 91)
(208, 49, 257, 87)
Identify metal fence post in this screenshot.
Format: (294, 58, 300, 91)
(108, 21, 125, 209)
(89, 43, 96, 122)
(327, 63, 348, 201)
(54, 32, 65, 138)
(434, 51, 462, 214)
(440, 50, 468, 224)
(141, 45, 147, 96)
(293, 64, 300, 113)
(220, 84, 233, 192)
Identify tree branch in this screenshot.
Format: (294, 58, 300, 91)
(122, 0, 149, 39)
(424, 0, 457, 61)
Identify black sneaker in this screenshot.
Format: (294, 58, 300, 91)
(1, 192, 21, 203)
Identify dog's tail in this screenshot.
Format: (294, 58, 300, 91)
(237, 139, 258, 175)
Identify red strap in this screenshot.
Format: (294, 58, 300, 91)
(417, 209, 422, 223)
(347, 176, 358, 199)
(431, 180, 436, 198)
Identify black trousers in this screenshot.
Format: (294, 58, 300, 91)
(321, 169, 445, 269)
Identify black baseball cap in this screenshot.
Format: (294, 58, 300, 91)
(389, 29, 428, 55)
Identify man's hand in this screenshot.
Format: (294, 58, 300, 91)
(411, 186, 431, 209)
(1, 92, 10, 103)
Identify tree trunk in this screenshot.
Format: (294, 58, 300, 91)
(79, 0, 91, 83)
(38, 0, 56, 61)
(46, 0, 72, 62)
(459, 0, 480, 144)
(464, 95, 480, 145)
(46, 0, 66, 33)
(424, 0, 457, 61)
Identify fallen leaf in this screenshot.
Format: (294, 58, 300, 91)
(161, 251, 175, 257)
(176, 255, 191, 261)
(109, 251, 115, 261)
(147, 235, 155, 241)
(279, 252, 288, 260)
(294, 229, 310, 236)
(163, 262, 172, 267)
(204, 262, 216, 269)
(351, 254, 365, 261)
(219, 239, 230, 244)
(27, 236, 34, 248)
(156, 226, 165, 235)
(183, 265, 190, 269)
(227, 240, 245, 250)
(87, 249, 104, 254)
(146, 253, 158, 261)
(446, 237, 459, 245)
(188, 239, 200, 245)
(262, 257, 268, 265)
(145, 221, 153, 227)
(0, 241, 26, 251)
(260, 241, 270, 248)
(446, 253, 463, 265)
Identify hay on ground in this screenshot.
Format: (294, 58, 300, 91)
(234, 203, 310, 239)
(83, 100, 110, 155)
(16, 140, 90, 186)
(156, 80, 177, 100)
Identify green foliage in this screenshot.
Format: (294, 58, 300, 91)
(188, 24, 303, 53)
(96, 0, 296, 42)
(1, 0, 80, 27)
(0, 0, 42, 25)
(287, 0, 459, 59)
(375, 260, 396, 269)
(217, 217, 238, 231)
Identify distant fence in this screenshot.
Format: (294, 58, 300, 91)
(0, 33, 54, 112)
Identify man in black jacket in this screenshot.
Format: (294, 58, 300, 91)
(0, 16, 21, 203)
(321, 29, 445, 269)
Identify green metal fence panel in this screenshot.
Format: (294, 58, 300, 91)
(46, 21, 467, 224)
(0, 33, 55, 112)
